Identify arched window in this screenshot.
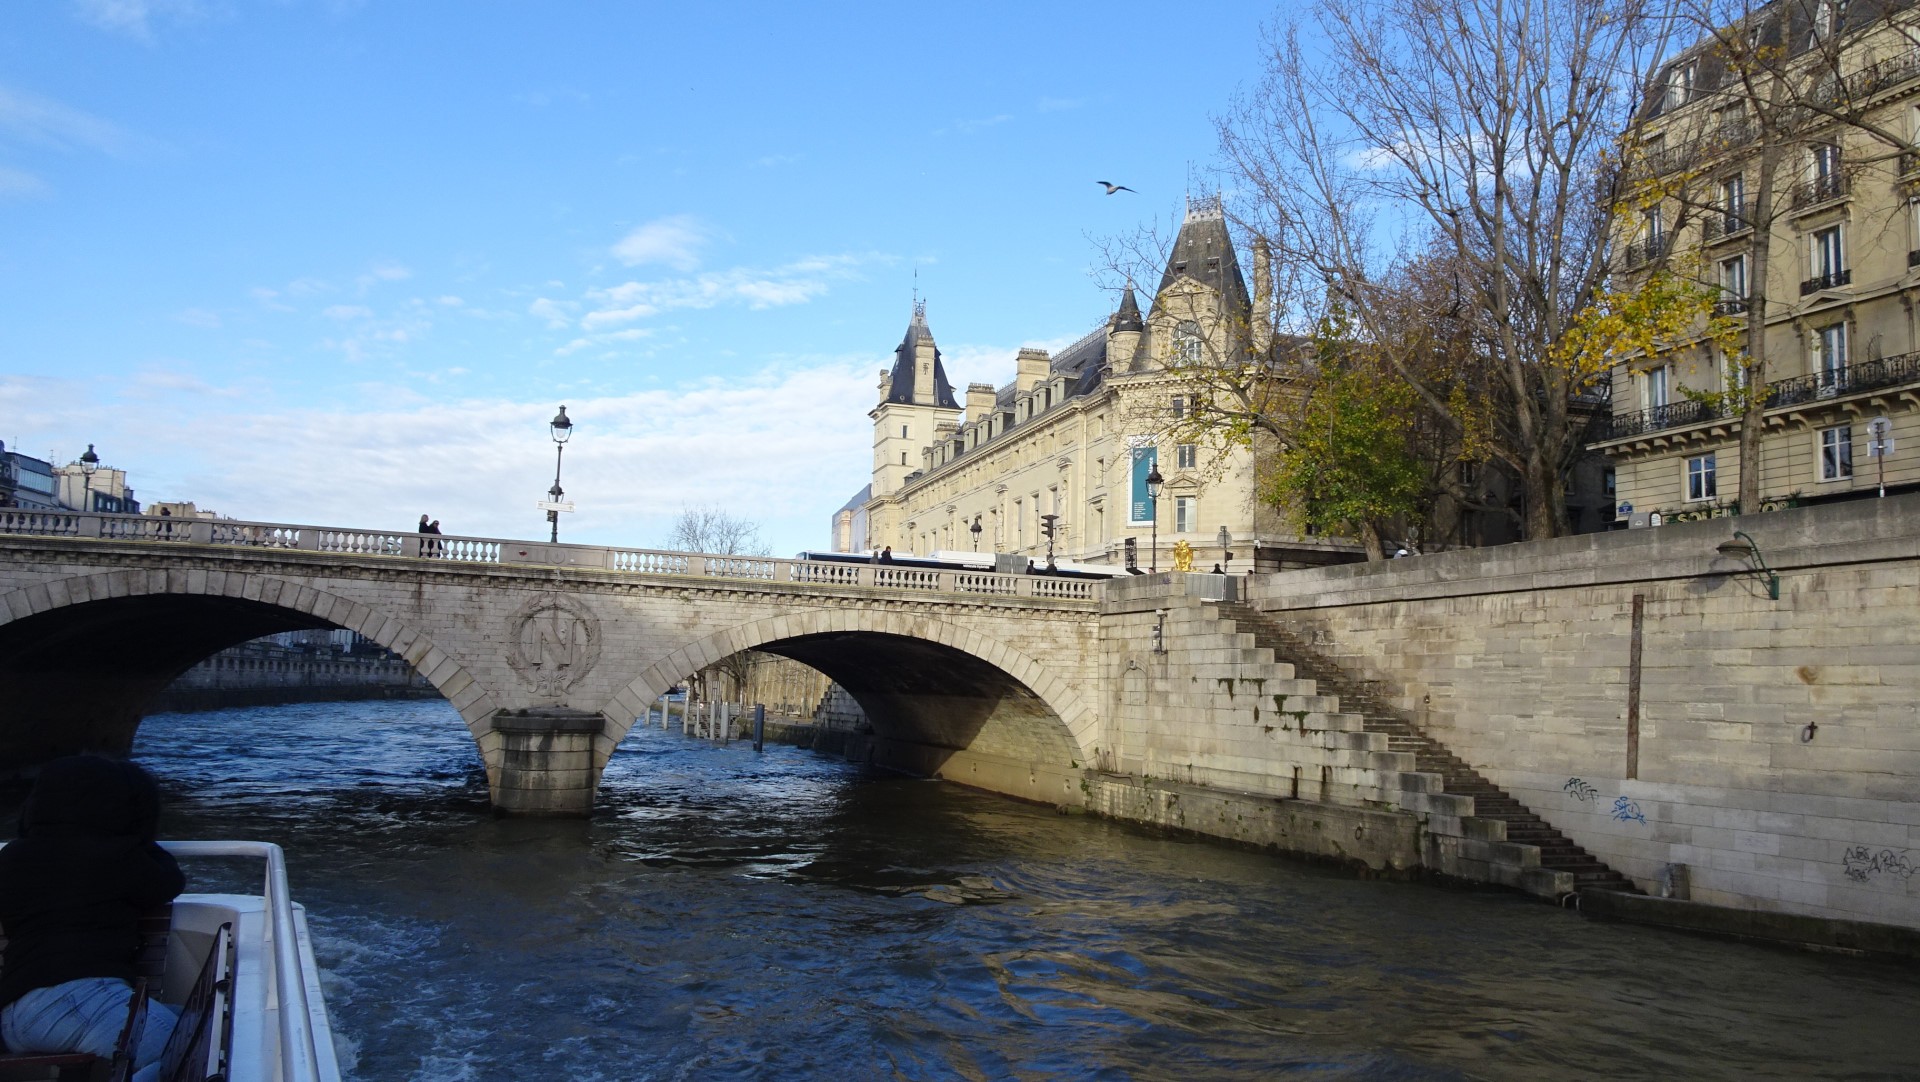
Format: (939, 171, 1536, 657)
(1173, 321, 1203, 364)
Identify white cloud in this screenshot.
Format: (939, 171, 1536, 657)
(1036, 97, 1083, 113)
(3, 360, 878, 554)
(176, 308, 221, 328)
(580, 253, 878, 329)
(528, 297, 574, 328)
(323, 304, 372, 321)
(0, 84, 147, 157)
(70, 0, 203, 40)
(950, 114, 1013, 134)
(610, 214, 707, 270)
(0, 166, 47, 198)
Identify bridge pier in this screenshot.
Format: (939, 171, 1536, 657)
(482, 708, 612, 817)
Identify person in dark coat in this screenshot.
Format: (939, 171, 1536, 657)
(0, 756, 185, 1079)
(877, 546, 893, 564)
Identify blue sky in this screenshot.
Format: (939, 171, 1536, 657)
(1, 0, 1271, 555)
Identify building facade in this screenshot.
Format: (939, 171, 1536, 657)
(1594, 0, 1920, 519)
(0, 442, 58, 511)
(841, 198, 1358, 571)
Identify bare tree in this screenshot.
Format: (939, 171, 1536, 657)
(1219, 0, 1675, 539)
(665, 503, 768, 556)
(663, 504, 770, 712)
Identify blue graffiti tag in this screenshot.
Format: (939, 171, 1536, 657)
(1610, 796, 1647, 824)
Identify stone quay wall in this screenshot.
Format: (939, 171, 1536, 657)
(1247, 494, 1920, 930)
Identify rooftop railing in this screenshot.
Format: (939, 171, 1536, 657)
(0, 511, 1104, 602)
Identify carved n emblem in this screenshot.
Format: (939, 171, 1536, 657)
(505, 593, 602, 698)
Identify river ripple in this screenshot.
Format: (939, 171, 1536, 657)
(5, 699, 1913, 1080)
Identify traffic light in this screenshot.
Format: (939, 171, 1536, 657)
(1040, 514, 1058, 541)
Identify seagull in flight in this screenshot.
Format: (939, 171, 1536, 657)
(1097, 181, 1135, 195)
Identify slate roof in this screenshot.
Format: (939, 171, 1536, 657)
(836, 484, 871, 515)
(1156, 199, 1252, 320)
(883, 306, 959, 409)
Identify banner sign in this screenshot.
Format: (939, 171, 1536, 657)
(1130, 445, 1158, 525)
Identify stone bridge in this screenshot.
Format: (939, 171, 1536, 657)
(0, 510, 1103, 814)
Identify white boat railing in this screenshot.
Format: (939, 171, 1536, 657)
(0, 509, 1105, 602)
(159, 840, 323, 1082)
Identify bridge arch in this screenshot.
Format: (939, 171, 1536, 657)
(600, 608, 1096, 793)
(0, 569, 499, 769)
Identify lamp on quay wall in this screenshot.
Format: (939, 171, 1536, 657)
(78, 443, 99, 512)
(543, 406, 574, 543)
(1145, 462, 1164, 573)
(1716, 530, 1780, 601)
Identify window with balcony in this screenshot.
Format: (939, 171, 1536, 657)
(1909, 196, 1920, 265)
(1813, 322, 1849, 389)
(1645, 364, 1670, 409)
(1176, 443, 1197, 469)
(1797, 143, 1846, 207)
(1820, 424, 1854, 480)
(1174, 496, 1196, 533)
(1686, 452, 1717, 501)
(1806, 226, 1847, 292)
(1718, 254, 1748, 313)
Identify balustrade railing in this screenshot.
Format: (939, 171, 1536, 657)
(0, 511, 1104, 602)
(1788, 173, 1848, 210)
(1700, 204, 1753, 242)
(1595, 351, 1920, 441)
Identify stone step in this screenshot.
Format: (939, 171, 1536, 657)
(1214, 601, 1643, 899)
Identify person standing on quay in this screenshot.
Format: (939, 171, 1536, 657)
(427, 519, 443, 558)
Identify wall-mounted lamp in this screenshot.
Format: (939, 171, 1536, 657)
(1152, 608, 1168, 654)
(1715, 530, 1779, 601)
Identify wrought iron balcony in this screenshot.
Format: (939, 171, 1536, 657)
(1765, 351, 1920, 409)
(1594, 352, 1920, 441)
(1700, 204, 1753, 242)
(1621, 235, 1669, 270)
(1788, 173, 1848, 210)
(1595, 399, 1719, 441)
(1713, 297, 1749, 316)
(1800, 268, 1851, 295)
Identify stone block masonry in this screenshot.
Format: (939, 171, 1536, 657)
(1249, 494, 1920, 930)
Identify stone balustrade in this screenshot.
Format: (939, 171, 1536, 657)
(0, 509, 1102, 602)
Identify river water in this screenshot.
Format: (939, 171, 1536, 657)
(9, 699, 1915, 1080)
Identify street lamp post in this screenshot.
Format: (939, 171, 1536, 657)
(78, 444, 99, 512)
(544, 406, 573, 543)
(969, 515, 983, 551)
(1145, 462, 1164, 573)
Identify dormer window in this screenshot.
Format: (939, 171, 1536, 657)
(1666, 60, 1697, 109)
(1173, 321, 1203, 364)
(1173, 261, 1188, 274)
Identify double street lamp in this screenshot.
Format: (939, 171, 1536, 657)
(541, 406, 574, 543)
(1145, 462, 1164, 573)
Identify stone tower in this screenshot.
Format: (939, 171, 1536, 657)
(870, 301, 960, 499)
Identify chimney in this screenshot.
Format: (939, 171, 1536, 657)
(1016, 348, 1051, 394)
(966, 382, 996, 422)
(1252, 236, 1274, 355)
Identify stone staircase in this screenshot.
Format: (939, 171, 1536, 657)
(1214, 601, 1641, 897)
